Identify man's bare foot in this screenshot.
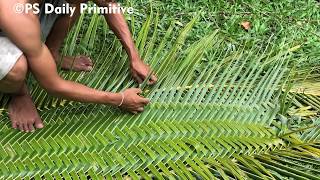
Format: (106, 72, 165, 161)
(8, 94, 44, 132)
(53, 53, 93, 72)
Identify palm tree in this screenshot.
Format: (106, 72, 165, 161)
(0, 11, 319, 179)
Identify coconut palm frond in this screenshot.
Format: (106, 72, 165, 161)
(284, 81, 320, 120)
(0, 11, 319, 179)
(299, 118, 320, 143)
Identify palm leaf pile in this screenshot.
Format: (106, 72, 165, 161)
(0, 4, 320, 180)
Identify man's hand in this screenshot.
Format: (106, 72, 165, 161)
(130, 59, 157, 85)
(94, 0, 157, 85)
(120, 88, 150, 114)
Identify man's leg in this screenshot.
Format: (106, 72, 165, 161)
(45, 3, 93, 71)
(0, 55, 44, 132)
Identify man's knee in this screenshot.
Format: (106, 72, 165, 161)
(5, 55, 28, 84)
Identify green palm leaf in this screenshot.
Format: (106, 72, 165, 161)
(0, 10, 319, 179)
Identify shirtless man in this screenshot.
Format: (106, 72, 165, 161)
(0, 0, 157, 132)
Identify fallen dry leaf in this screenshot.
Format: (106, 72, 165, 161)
(241, 21, 251, 30)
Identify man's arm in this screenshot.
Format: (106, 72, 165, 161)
(0, 0, 148, 113)
(94, 0, 157, 84)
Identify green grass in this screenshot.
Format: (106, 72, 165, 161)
(65, 0, 319, 83)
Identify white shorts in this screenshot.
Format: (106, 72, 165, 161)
(0, 37, 23, 80)
(0, 0, 66, 80)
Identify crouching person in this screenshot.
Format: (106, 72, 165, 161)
(0, 0, 157, 132)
